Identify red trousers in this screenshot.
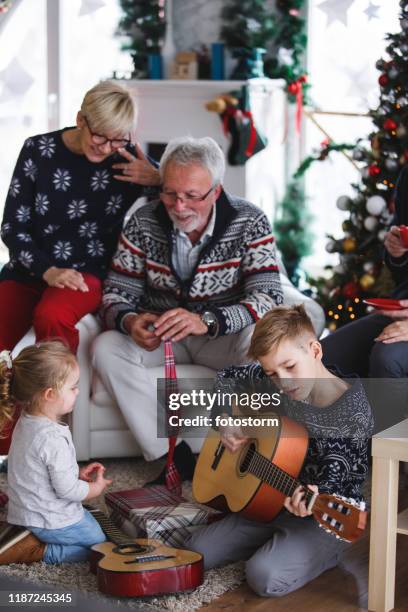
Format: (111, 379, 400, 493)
(0, 274, 102, 454)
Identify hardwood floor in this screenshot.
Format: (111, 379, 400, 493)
(201, 489, 408, 611)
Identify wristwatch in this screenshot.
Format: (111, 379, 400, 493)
(201, 311, 218, 338)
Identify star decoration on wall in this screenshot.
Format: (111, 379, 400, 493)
(364, 1, 380, 21)
(317, 0, 355, 28)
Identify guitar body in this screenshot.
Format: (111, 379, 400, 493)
(193, 415, 309, 522)
(90, 538, 203, 597)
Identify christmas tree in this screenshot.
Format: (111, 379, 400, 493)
(313, 0, 408, 330)
(274, 179, 313, 285)
(220, 0, 275, 51)
(118, 0, 166, 78)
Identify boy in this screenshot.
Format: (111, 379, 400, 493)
(186, 304, 373, 598)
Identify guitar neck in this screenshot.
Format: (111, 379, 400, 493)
(247, 448, 314, 505)
(85, 506, 131, 545)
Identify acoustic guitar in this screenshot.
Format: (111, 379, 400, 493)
(192, 415, 367, 543)
(87, 507, 203, 597)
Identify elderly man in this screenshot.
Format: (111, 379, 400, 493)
(93, 136, 283, 481)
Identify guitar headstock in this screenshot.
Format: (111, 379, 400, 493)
(312, 493, 367, 543)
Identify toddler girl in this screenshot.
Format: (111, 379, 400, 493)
(0, 341, 111, 564)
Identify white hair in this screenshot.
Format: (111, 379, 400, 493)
(159, 136, 226, 185)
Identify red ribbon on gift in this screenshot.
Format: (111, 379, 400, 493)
(287, 75, 307, 134)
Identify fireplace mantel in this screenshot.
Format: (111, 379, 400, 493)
(125, 78, 287, 217)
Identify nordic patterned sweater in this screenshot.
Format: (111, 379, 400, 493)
(213, 363, 374, 502)
(0, 128, 153, 283)
(101, 191, 283, 336)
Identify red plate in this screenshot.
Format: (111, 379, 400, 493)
(363, 298, 404, 310)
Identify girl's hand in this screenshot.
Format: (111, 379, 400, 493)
(284, 484, 318, 517)
(83, 466, 112, 500)
(79, 462, 104, 482)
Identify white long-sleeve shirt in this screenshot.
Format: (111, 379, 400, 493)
(7, 413, 89, 529)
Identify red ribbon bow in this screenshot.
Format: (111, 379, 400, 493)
(287, 75, 307, 134)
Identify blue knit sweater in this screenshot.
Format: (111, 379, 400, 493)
(214, 363, 374, 502)
(1, 128, 153, 282)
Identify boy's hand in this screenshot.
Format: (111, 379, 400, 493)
(284, 484, 318, 517)
(79, 462, 105, 482)
(220, 419, 248, 453)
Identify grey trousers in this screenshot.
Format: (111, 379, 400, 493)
(185, 510, 348, 598)
(91, 325, 254, 461)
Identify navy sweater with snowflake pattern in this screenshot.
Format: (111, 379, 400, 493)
(0, 128, 154, 282)
(214, 363, 374, 502)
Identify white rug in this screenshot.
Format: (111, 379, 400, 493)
(0, 458, 244, 610)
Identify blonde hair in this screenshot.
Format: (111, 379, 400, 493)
(0, 341, 77, 435)
(80, 80, 136, 136)
(248, 304, 316, 361)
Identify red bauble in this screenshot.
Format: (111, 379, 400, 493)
(383, 118, 398, 131)
(368, 164, 381, 176)
(343, 282, 360, 299)
(404, 150, 408, 160)
(287, 82, 300, 95)
(379, 74, 388, 86)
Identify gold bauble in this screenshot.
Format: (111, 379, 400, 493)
(359, 273, 375, 290)
(343, 237, 357, 253)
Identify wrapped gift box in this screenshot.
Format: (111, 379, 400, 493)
(105, 485, 223, 548)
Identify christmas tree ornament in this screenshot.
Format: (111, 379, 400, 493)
(333, 264, 345, 274)
(336, 195, 352, 210)
(366, 195, 387, 215)
(397, 125, 407, 137)
(385, 158, 400, 172)
(400, 42, 408, 53)
(342, 220, 353, 232)
(325, 239, 336, 253)
(363, 261, 375, 273)
(368, 164, 381, 177)
(343, 237, 357, 253)
(379, 74, 389, 87)
(376, 59, 385, 70)
(352, 148, 365, 161)
(388, 67, 399, 80)
(364, 1, 380, 21)
(360, 274, 376, 290)
(383, 118, 398, 131)
(317, 0, 355, 28)
(364, 216, 379, 231)
(343, 281, 360, 299)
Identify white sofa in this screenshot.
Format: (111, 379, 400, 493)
(12, 268, 325, 461)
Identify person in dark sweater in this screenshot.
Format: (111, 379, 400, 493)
(322, 165, 408, 428)
(0, 80, 159, 355)
(186, 304, 373, 598)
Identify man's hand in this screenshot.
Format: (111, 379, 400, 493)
(79, 462, 104, 482)
(375, 319, 408, 343)
(43, 267, 89, 291)
(384, 226, 408, 258)
(376, 299, 408, 319)
(153, 308, 207, 342)
(220, 418, 248, 453)
(124, 312, 161, 351)
(112, 144, 161, 186)
(284, 484, 318, 517)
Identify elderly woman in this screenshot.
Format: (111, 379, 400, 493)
(0, 80, 159, 354)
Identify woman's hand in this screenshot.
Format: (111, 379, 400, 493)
(112, 144, 161, 186)
(384, 226, 408, 258)
(284, 484, 318, 517)
(375, 319, 408, 343)
(43, 267, 89, 291)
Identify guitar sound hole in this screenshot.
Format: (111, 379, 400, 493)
(113, 543, 153, 555)
(239, 442, 256, 474)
